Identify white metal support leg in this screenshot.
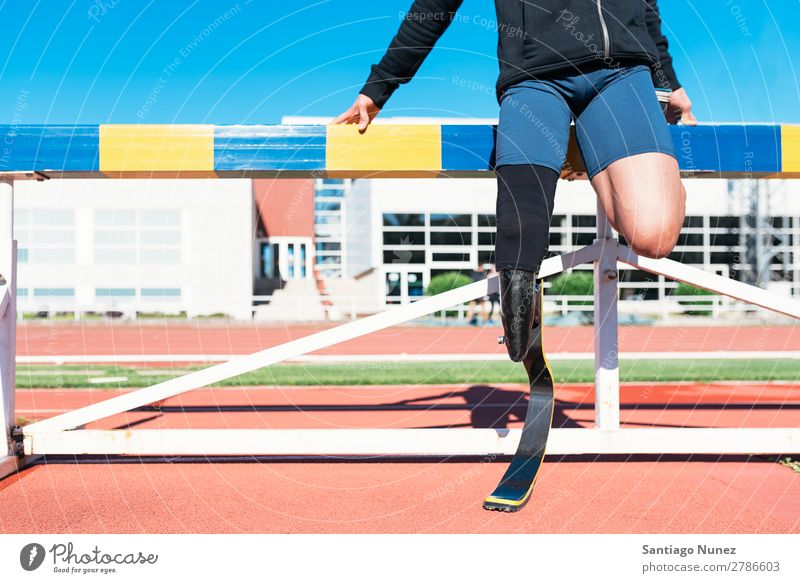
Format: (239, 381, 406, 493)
(617, 245, 800, 319)
(593, 202, 620, 431)
(0, 179, 20, 480)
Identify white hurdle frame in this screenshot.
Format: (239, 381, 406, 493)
(0, 179, 22, 479)
(2, 177, 800, 473)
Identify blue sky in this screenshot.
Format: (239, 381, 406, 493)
(0, 0, 798, 124)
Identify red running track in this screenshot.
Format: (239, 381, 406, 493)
(16, 323, 800, 358)
(2, 381, 799, 534)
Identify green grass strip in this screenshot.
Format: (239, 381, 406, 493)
(14, 358, 800, 389)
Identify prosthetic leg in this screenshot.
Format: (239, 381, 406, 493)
(484, 279, 554, 511)
(484, 164, 557, 512)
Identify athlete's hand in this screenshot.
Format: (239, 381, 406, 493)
(329, 94, 381, 132)
(666, 88, 697, 125)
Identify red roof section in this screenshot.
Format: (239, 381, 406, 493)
(253, 178, 315, 237)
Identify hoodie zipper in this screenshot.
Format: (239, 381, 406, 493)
(596, 0, 611, 59)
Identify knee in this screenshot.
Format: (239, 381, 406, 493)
(628, 229, 679, 260)
(618, 186, 685, 260)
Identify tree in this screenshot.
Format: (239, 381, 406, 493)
(425, 271, 473, 297)
(674, 282, 715, 316)
(547, 271, 594, 306)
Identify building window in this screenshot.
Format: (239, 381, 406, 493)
(33, 288, 74, 297)
(407, 272, 424, 298)
(317, 179, 346, 197)
(96, 288, 136, 297)
(287, 244, 296, 278)
(384, 271, 425, 305)
(260, 243, 277, 278)
(477, 214, 496, 227)
(676, 233, 704, 247)
(140, 249, 181, 263)
(95, 248, 137, 263)
(381, 212, 477, 304)
(260, 239, 312, 280)
(94, 209, 181, 264)
(315, 201, 341, 212)
(383, 231, 425, 246)
(15, 209, 75, 264)
(383, 213, 424, 227)
(432, 252, 470, 262)
(385, 272, 402, 304)
(376, 202, 800, 304)
(572, 215, 596, 228)
(141, 288, 181, 301)
(478, 232, 495, 246)
(315, 214, 341, 225)
(383, 250, 425, 264)
(299, 243, 307, 278)
(478, 250, 495, 264)
(430, 231, 471, 246)
(315, 179, 349, 279)
(316, 242, 341, 252)
(430, 213, 471, 227)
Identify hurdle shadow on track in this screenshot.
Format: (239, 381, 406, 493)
(108, 384, 796, 432)
(386, 385, 584, 430)
(111, 385, 581, 431)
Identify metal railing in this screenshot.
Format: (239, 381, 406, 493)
(15, 291, 785, 322)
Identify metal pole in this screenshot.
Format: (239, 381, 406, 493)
(593, 201, 620, 430)
(0, 180, 12, 239)
(0, 179, 16, 460)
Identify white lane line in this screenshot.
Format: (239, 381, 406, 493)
(15, 351, 800, 364)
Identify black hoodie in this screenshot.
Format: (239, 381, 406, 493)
(360, 0, 680, 108)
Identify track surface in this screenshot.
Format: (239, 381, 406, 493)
(17, 323, 800, 358)
(4, 323, 799, 533)
(3, 380, 799, 534)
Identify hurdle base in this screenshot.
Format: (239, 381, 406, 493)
(0, 454, 39, 480)
(22, 428, 800, 457)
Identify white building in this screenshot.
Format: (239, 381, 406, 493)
(15, 179, 255, 319)
(351, 176, 800, 306)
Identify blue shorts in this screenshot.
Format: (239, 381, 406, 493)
(495, 64, 676, 179)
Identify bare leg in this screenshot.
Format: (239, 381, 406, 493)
(591, 152, 686, 259)
(466, 301, 476, 322)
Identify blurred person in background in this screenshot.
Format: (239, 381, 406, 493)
(484, 264, 500, 324)
(465, 263, 488, 326)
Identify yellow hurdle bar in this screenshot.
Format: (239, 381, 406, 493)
(99, 124, 215, 177)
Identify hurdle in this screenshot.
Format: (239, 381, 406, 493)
(2, 123, 800, 477)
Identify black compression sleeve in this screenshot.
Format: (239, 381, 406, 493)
(494, 164, 559, 273)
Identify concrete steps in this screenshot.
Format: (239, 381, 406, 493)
(252, 279, 327, 322)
